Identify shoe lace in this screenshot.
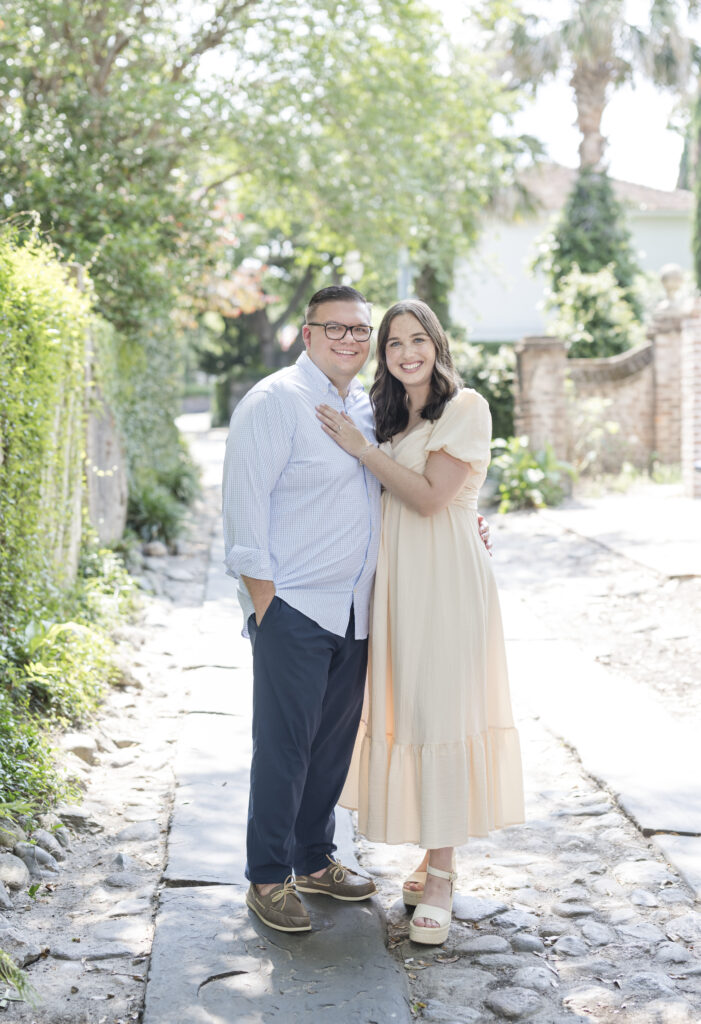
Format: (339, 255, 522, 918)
(271, 875, 297, 909)
(325, 854, 351, 883)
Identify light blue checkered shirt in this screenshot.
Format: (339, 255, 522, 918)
(222, 352, 381, 639)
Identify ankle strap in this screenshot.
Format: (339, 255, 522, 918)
(426, 864, 457, 881)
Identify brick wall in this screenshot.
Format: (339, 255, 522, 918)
(514, 277, 699, 493)
(682, 303, 701, 498)
(567, 344, 655, 470)
(514, 337, 568, 459)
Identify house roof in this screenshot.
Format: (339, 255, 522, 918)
(520, 162, 693, 214)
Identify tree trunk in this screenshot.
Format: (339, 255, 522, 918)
(571, 63, 610, 170)
(414, 263, 451, 328)
(249, 308, 278, 369)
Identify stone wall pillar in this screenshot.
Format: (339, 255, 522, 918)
(86, 396, 129, 544)
(649, 265, 684, 465)
(681, 300, 701, 499)
(78, 266, 129, 544)
(514, 336, 568, 459)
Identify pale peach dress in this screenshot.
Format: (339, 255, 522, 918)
(341, 388, 524, 848)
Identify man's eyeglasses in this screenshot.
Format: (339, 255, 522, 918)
(307, 321, 374, 343)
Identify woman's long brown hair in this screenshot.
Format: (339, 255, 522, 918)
(370, 299, 462, 443)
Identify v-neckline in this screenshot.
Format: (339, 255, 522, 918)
(391, 419, 429, 447)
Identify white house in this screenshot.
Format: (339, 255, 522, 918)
(449, 163, 694, 343)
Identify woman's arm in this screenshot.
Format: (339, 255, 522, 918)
(316, 405, 471, 517)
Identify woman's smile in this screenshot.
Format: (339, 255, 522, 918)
(385, 312, 437, 393)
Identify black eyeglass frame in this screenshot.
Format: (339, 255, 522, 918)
(306, 321, 374, 343)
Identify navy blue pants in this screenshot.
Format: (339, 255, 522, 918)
(246, 597, 367, 883)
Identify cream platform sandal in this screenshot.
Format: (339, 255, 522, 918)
(408, 864, 457, 946)
(402, 852, 456, 908)
(401, 868, 427, 907)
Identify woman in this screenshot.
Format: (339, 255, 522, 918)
(316, 299, 524, 946)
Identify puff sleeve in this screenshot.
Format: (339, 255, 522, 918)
(424, 388, 492, 471)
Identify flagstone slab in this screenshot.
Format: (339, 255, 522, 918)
(652, 835, 701, 900)
(144, 884, 410, 1024)
(165, 712, 251, 887)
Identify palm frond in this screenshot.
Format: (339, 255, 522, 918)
(629, 2, 693, 88)
(507, 23, 563, 84)
(0, 950, 38, 1007)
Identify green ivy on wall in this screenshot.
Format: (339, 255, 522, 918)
(0, 229, 91, 630)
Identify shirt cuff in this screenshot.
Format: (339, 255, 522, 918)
(224, 545, 274, 582)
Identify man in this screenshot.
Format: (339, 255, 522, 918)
(223, 285, 380, 932)
(223, 285, 490, 933)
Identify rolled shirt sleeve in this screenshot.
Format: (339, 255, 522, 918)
(222, 389, 294, 582)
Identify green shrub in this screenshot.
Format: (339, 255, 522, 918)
(534, 167, 644, 356)
(490, 436, 575, 513)
(0, 537, 137, 807)
(0, 229, 91, 629)
(158, 438, 201, 506)
(77, 541, 139, 624)
(450, 339, 516, 439)
(549, 264, 645, 359)
(113, 330, 200, 540)
(535, 167, 643, 315)
(128, 481, 186, 544)
(11, 621, 118, 725)
(0, 690, 70, 807)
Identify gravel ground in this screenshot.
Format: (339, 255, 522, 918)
(492, 509, 701, 722)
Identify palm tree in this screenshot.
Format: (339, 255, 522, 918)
(503, 0, 693, 169)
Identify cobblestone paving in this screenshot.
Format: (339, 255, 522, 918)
(356, 506, 701, 1023)
(358, 717, 701, 1024)
(3, 437, 698, 1023)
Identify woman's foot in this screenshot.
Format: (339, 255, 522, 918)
(412, 868, 453, 928)
(401, 851, 429, 892)
(403, 850, 456, 913)
(402, 852, 429, 905)
(409, 853, 456, 946)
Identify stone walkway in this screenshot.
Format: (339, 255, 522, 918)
(145, 417, 701, 1024)
(141, 415, 410, 1024)
(2, 415, 700, 1023)
(143, 533, 408, 1024)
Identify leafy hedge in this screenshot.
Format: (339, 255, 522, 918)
(0, 229, 91, 628)
(450, 339, 516, 440)
(0, 232, 139, 811)
(0, 541, 137, 808)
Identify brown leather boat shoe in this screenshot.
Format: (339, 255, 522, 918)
(245, 876, 311, 932)
(295, 855, 377, 901)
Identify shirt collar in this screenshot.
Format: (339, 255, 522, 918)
(296, 351, 366, 403)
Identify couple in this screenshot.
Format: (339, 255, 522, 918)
(222, 285, 524, 946)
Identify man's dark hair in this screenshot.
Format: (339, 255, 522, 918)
(305, 285, 370, 323)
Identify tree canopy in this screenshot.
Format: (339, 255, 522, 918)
(1, 0, 525, 387)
